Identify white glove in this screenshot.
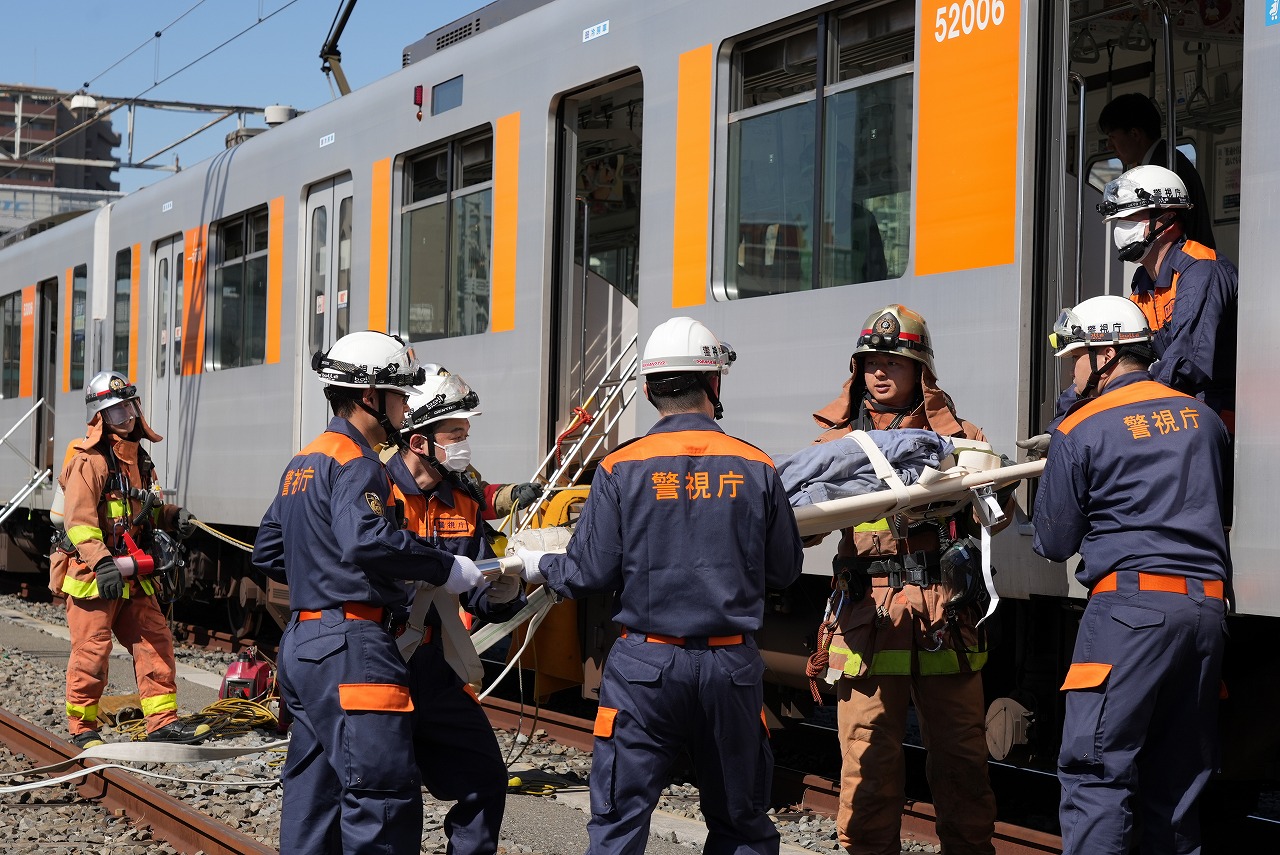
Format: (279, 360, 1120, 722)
(1015, 433, 1051, 461)
(444, 555, 485, 594)
(485, 573, 522, 605)
(515, 547, 547, 585)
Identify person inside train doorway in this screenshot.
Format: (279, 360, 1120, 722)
(514, 316, 804, 855)
(251, 331, 493, 855)
(1032, 296, 1230, 855)
(1097, 92, 1215, 249)
(1098, 164, 1238, 432)
(386, 372, 525, 854)
(54, 372, 204, 749)
(805, 304, 1008, 855)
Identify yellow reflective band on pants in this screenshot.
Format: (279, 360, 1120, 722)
(140, 693, 177, 717)
(65, 702, 99, 722)
(829, 643, 987, 677)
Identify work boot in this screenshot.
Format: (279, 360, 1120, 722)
(145, 720, 211, 744)
(70, 730, 105, 750)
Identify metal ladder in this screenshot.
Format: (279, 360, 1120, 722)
(512, 334, 639, 534)
(0, 398, 52, 527)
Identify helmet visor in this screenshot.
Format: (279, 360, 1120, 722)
(101, 399, 142, 426)
(1048, 308, 1088, 356)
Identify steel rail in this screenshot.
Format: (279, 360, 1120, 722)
(0, 708, 275, 855)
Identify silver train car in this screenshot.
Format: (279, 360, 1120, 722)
(0, 0, 1274, 786)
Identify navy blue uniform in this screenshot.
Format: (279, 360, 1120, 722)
(1032, 372, 1230, 855)
(538, 412, 803, 855)
(253, 417, 458, 855)
(386, 453, 522, 855)
(1129, 238, 1238, 422)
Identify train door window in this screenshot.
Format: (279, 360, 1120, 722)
(400, 129, 494, 340)
(1, 292, 20, 399)
(155, 254, 170, 378)
(69, 264, 86, 390)
(207, 207, 269, 370)
(112, 248, 131, 373)
(1086, 142, 1199, 192)
(723, 0, 914, 299)
(302, 176, 354, 445)
(36, 278, 57, 470)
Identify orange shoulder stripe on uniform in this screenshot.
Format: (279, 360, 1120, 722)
(298, 431, 366, 465)
(1057, 380, 1193, 436)
(602, 430, 775, 473)
(1180, 240, 1217, 262)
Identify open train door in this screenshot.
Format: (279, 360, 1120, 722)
(299, 174, 355, 448)
(149, 236, 185, 483)
(546, 72, 643, 700)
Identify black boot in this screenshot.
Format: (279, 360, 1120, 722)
(145, 719, 211, 744)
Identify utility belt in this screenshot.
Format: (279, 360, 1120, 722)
(297, 602, 409, 637)
(834, 551, 941, 596)
(621, 628, 746, 649)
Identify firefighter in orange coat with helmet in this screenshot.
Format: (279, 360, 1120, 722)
(55, 371, 203, 749)
(807, 305, 1005, 855)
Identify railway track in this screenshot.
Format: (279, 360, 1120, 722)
(0, 707, 273, 855)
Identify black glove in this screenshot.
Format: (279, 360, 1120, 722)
(175, 508, 195, 540)
(94, 558, 124, 600)
(512, 482, 544, 510)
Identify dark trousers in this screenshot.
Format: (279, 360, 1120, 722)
(587, 634, 778, 855)
(1059, 577, 1226, 855)
(277, 613, 423, 854)
(409, 643, 506, 854)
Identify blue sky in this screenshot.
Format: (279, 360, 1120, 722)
(1, 0, 480, 192)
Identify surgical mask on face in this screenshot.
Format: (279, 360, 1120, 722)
(1112, 219, 1148, 256)
(439, 438, 472, 473)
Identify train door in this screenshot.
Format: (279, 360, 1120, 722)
(300, 175, 354, 447)
(35, 278, 57, 474)
(549, 74, 643, 456)
(150, 236, 185, 481)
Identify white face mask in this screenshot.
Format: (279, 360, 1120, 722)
(1112, 219, 1148, 254)
(439, 438, 472, 473)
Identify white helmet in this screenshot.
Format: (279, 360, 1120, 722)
(312, 330, 425, 392)
(85, 371, 142, 425)
(1050, 295, 1152, 358)
(1097, 164, 1191, 222)
(402, 373, 481, 433)
(639, 317, 736, 376)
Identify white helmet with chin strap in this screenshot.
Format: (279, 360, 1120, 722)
(1098, 164, 1191, 262)
(640, 317, 736, 419)
(313, 330, 426, 448)
(401, 373, 481, 478)
(1049, 295, 1154, 398)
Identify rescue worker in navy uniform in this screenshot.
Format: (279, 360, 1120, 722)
(387, 373, 525, 854)
(806, 305, 1002, 855)
(516, 316, 804, 855)
(252, 331, 491, 855)
(1098, 164, 1238, 430)
(1032, 296, 1230, 855)
(55, 372, 203, 748)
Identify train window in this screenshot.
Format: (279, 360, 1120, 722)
(112, 249, 131, 374)
(0, 292, 19, 399)
(400, 129, 495, 340)
(206, 207, 269, 371)
(156, 255, 169, 378)
(432, 76, 464, 116)
(1086, 142, 1198, 193)
(70, 264, 86, 389)
(309, 205, 329, 358)
(337, 197, 352, 339)
(724, 1, 913, 299)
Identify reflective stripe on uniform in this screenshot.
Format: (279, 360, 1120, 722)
(140, 692, 177, 716)
(65, 701, 99, 722)
(829, 643, 987, 676)
(854, 518, 892, 533)
(106, 499, 128, 518)
(62, 575, 141, 600)
(66, 524, 103, 546)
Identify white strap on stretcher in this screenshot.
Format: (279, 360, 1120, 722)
(846, 430, 914, 514)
